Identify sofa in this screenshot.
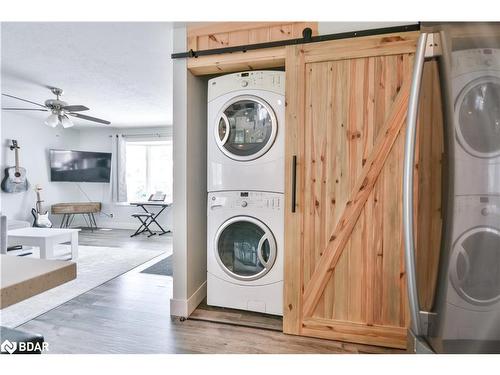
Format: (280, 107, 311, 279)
(0, 215, 30, 254)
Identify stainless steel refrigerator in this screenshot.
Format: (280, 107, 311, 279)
(404, 23, 500, 354)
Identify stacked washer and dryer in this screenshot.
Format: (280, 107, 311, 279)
(206, 71, 285, 315)
(437, 48, 500, 350)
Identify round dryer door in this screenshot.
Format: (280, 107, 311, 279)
(215, 95, 277, 161)
(215, 216, 277, 281)
(450, 227, 500, 306)
(456, 77, 500, 158)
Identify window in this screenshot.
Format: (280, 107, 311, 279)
(125, 139, 172, 202)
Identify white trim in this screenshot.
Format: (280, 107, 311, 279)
(169, 281, 207, 318)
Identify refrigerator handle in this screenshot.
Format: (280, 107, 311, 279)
(403, 32, 428, 337)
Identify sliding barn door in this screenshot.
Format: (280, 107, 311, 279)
(284, 32, 437, 349)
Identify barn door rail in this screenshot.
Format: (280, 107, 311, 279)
(402, 32, 441, 338)
(171, 24, 420, 59)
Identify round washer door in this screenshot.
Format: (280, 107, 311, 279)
(215, 216, 277, 281)
(450, 227, 500, 306)
(455, 77, 500, 158)
(215, 95, 278, 161)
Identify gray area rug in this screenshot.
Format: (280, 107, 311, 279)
(0, 244, 164, 328)
(140, 254, 172, 276)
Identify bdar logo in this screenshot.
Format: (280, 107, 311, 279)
(1, 340, 17, 354)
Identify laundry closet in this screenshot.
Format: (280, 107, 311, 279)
(172, 22, 445, 350)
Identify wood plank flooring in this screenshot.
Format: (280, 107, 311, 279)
(189, 298, 283, 332)
(16, 229, 403, 354)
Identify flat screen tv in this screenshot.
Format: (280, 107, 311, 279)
(49, 149, 112, 183)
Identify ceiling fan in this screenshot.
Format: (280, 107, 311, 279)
(1, 87, 111, 128)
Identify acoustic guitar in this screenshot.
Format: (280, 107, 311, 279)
(32, 185, 53, 228)
(1, 140, 29, 193)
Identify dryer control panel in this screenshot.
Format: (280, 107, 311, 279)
(209, 191, 282, 211)
(208, 71, 285, 101)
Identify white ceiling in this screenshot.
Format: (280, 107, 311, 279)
(1, 22, 173, 128)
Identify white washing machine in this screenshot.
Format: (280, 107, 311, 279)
(452, 48, 500, 196)
(207, 191, 283, 315)
(442, 195, 500, 343)
(207, 71, 285, 193)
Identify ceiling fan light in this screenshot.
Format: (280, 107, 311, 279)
(45, 113, 59, 128)
(61, 115, 74, 128)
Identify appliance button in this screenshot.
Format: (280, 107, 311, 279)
(241, 80, 249, 87)
(241, 201, 248, 207)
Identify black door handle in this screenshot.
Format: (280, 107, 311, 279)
(291, 155, 297, 213)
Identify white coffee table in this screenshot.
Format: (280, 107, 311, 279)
(7, 228, 80, 260)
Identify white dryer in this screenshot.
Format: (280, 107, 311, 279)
(207, 71, 285, 193)
(452, 48, 500, 196)
(441, 195, 500, 344)
(207, 191, 283, 315)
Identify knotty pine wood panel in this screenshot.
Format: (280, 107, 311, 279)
(302, 32, 419, 64)
(283, 45, 306, 335)
(284, 34, 421, 348)
(187, 22, 317, 76)
(308, 55, 413, 328)
(188, 22, 317, 52)
(282, 32, 442, 349)
(187, 47, 286, 76)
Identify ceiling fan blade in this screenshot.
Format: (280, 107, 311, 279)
(2, 107, 48, 111)
(2, 93, 47, 108)
(69, 112, 111, 125)
(62, 105, 89, 112)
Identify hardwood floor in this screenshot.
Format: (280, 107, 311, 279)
(16, 229, 403, 354)
(190, 299, 283, 332)
(78, 227, 171, 252)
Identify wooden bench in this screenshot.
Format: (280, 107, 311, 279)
(51, 202, 101, 231)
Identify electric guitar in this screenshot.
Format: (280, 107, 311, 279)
(32, 185, 53, 228)
(1, 140, 29, 193)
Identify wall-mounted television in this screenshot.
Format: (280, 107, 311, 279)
(49, 149, 112, 183)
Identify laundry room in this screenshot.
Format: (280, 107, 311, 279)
(169, 21, 438, 350)
(169, 21, 500, 354)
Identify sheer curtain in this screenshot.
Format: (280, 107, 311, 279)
(111, 134, 128, 202)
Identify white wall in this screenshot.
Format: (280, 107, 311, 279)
(0, 110, 173, 230)
(73, 126, 173, 230)
(170, 25, 208, 317)
(1, 112, 82, 226)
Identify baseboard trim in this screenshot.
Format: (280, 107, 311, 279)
(170, 281, 207, 318)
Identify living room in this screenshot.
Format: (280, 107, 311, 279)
(0, 22, 173, 327)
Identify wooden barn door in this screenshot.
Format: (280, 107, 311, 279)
(283, 32, 431, 349)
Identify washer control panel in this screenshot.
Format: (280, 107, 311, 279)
(208, 70, 285, 101)
(209, 191, 282, 211)
(452, 48, 500, 77)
